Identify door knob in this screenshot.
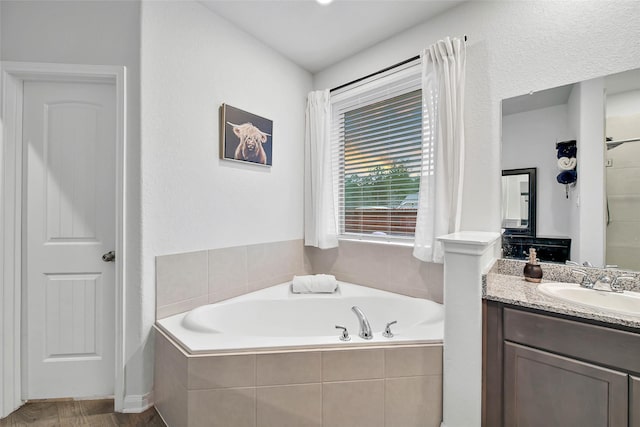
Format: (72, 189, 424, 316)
(102, 251, 116, 262)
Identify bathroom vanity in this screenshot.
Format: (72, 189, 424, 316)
(492, 58, 640, 426)
(482, 260, 640, 427)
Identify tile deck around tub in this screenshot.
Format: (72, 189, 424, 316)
(154, 327, 443, 427)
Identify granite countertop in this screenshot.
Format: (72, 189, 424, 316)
(483, 259, 640, 330)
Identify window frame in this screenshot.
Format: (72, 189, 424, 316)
(330, 61, 423, 245)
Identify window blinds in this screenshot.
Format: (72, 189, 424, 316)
(331, 63, 423, 242)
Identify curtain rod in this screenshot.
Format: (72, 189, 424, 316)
(329, 35, 467, 93)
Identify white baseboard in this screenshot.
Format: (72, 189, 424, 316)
(120, 392, 154, 413)
(0, 401, 24, 421)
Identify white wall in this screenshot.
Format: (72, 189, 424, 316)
(607, 90, 640, 117)
(567, 85, 582, 262)
(314, 0, 640, 239)
(140, 0, 312, 394)
(576, 78, 606, 266)
(0, 0, 144, 407)
(502, 104, 574, 237)
(0, 1, 6, 418)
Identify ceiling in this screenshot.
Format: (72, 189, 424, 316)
(502, 67, 640, 116)
(200, 0, 465, 73)
(502, 84, 575, 116)
(605, 68, 640, 95)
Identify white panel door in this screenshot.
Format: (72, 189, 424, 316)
(23, 80, 116, 399)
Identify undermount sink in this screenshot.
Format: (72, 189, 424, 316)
(537, 282, 640, 318)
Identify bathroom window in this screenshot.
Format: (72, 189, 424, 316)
(331, 62, 423, 243)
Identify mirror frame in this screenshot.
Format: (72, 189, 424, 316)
(502, 167, 537, 237)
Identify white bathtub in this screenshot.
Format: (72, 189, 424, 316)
(156, 281, 444, 354)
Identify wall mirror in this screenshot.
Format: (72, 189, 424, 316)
(502, 168, 536, 237)
(501, 67, 640, 271)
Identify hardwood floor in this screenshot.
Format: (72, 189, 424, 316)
(0, 400, 166, 427)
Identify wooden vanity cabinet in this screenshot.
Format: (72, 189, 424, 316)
(483, 301, 640, 427)
(632, 377, 640, 427)
(504, 342, 628, 426)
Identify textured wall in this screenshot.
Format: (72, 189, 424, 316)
(0, 0, 144, 405)
(140, 0, 312, 396)
(314, 0, 640, 236)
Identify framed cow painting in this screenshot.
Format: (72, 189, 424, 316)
(220, 104, 273, 167)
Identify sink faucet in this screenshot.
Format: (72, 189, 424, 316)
(351, 306, 373, 340)
(573, 270, 635, 293)
(594, 274, 613, 290)
(571, 269, 594, 289)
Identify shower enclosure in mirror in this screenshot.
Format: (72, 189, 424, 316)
(501, 67, 640, 271)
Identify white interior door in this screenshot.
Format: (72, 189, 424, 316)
(23, 80, 116, 399)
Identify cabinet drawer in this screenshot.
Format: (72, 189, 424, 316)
(504, 308, 640, 373)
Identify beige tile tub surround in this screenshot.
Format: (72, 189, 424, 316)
(156, 250, 208, 314)
(156, 239, 443, 319)
(257, 384, 322, 427)
(305, 240, 444, 303)
(156, 239, 308, 319)
(323, 380, 385, 427)
(256, 352, 322, 386)
(154, 329, 443, 427)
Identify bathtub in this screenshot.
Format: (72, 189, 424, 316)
(155, 281, 444, 427)
(156, 281, 444, 354)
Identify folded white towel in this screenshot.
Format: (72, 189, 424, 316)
(557, 157, 577, 170)
(292, 274, 338, 294)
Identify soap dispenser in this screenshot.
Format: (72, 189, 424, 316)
(523, 248, 543, 283)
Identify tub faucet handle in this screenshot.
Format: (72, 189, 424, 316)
(335, 325, 350, 342)
(383, 321, 397, 338)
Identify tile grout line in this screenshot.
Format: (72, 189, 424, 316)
(321, 350, 325, 426)
(206, 248, 211, 303)
(254, 354, 258, 427)
(383, 349, 386, 427)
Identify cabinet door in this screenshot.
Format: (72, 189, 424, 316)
(632, 376, 640, 427)
(483, 301, 503, 427)
(504, 342, 628, 427)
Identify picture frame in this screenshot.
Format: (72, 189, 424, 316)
(220, 103, 273, 167)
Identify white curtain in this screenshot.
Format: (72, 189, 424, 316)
(304, 90, 339, 249)
(413, 37, 466, 263)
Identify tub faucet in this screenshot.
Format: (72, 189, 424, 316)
(351, 306, 373, 340)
